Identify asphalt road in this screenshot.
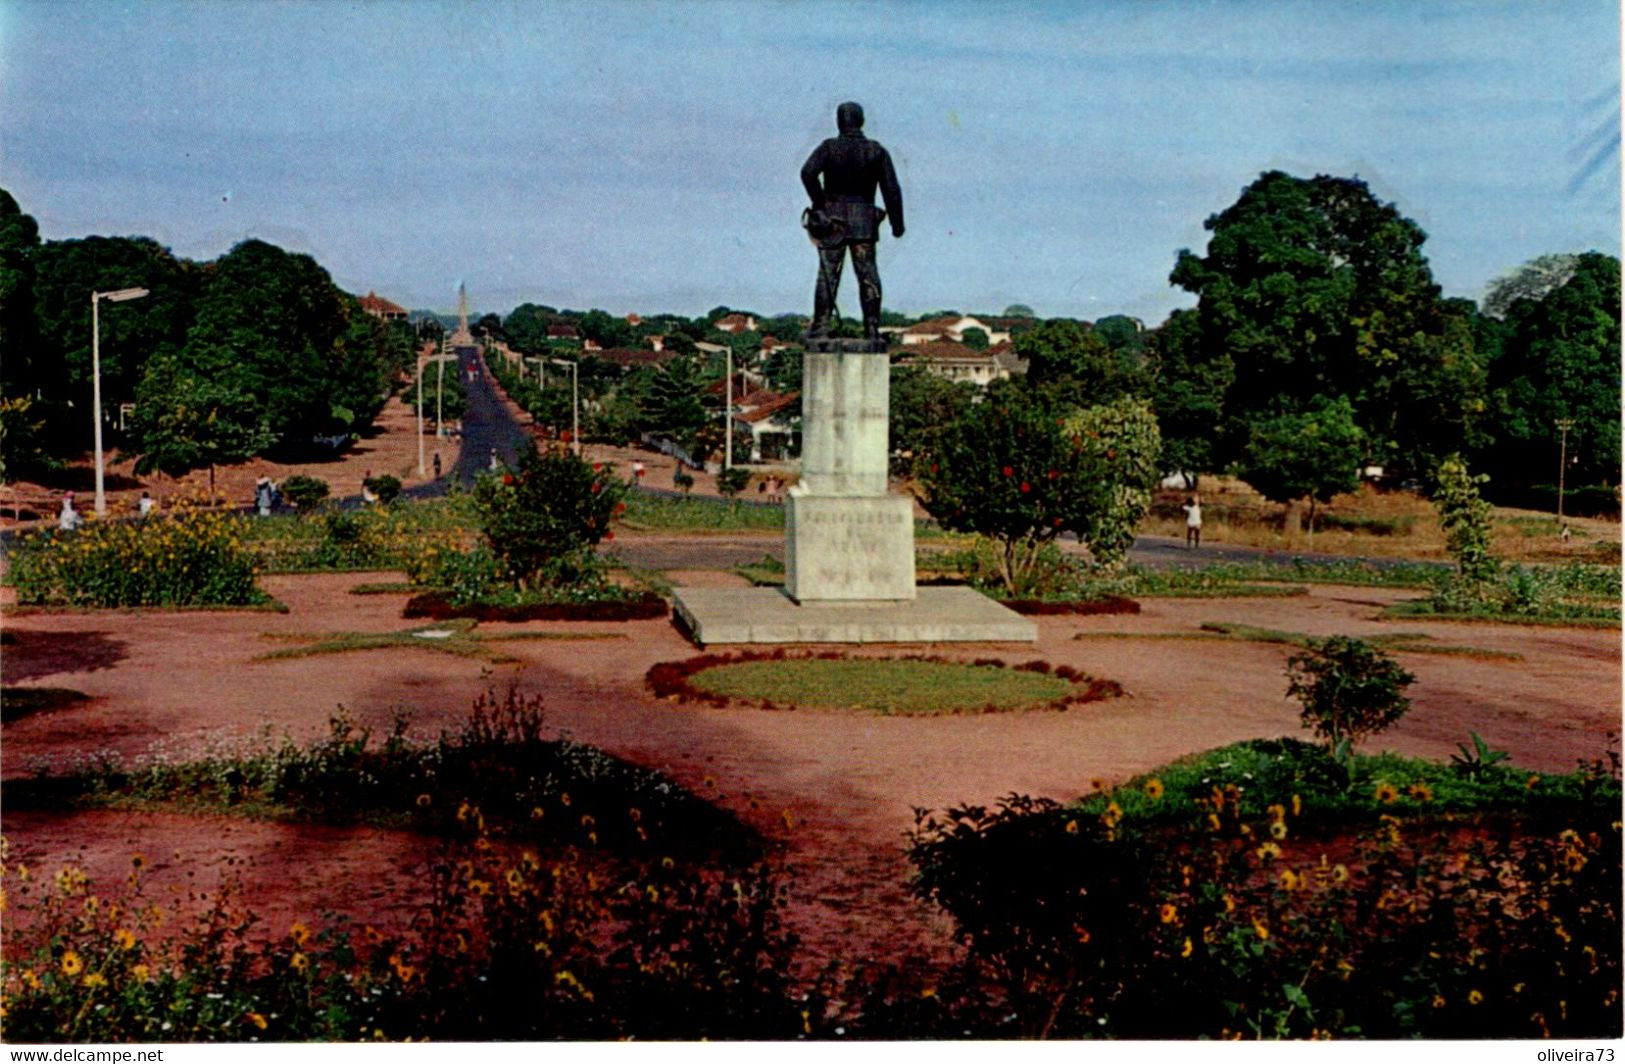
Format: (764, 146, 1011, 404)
(403, 347, 532, 498)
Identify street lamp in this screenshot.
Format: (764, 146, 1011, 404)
(91, 287, 148, 516)
(549, 358, 579, 455)
(724, 345, 733, 471)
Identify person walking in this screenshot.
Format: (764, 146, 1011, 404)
(137, 490, 155, 517)
(255, 477, 275, 517)
(361, 470, 378, 506)
(1182, 493, 1203, 549)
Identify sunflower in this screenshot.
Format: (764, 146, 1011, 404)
(1159, 903, 1179, 924)
(113, 928, 137, 951)
(290, 952, 309, 972)
(60, 951, 84, 977)
(1373, 782, 1399, 804)
(1144, 778, 1164, 801)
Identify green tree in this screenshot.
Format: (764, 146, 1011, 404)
(960, 327, 989, 350)
(0, 396, 59, 482)
(889, 365, 975, 459)
(1171, 171, 1483, 477)
(1286, 636, 1414, 753)
(762, 344, 803, 393)
(1233, 396, 1364, 538)
(1144, 308, 1231, 477)
(1015, 318, 1144, 401)
(30, 236, 200, 422)
(502, 303, 555, 354)
(645, 356, 709, 453)
(126, 353, 275, 491)
(914, 383, 1161, 592)
(0, 189, 41, 400)
(474, 444, 626, 589)
(1002, 304, 1035, 318)
(1432, 454, 1497, 583)
(1479, 252, 1620, 489)
(578, 309, 634, 350)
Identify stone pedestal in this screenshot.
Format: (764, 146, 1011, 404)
(669, 335, 1034, 644)
(785, 339, 914, 602)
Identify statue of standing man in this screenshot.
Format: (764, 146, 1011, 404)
(801, 101, 904, 345)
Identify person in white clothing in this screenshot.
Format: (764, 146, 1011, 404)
(1182, 493, 1202, 549)
(58, 492, 83, 531)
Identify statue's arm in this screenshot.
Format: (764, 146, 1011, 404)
(800, 144, 827, 208)
(879, 149, 904, 237)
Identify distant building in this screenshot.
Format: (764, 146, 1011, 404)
(596, 347, 675, 369)
(547, 323, 580, 340)
(895, 340, 1010, 387)
(899, 315, 1010, 347)
(715, 313, 759, 334)
(359, 291, 408, 322)
(731, 390, 800, 461)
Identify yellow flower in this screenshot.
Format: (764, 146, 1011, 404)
(245, 1012, 268, 1031)
(1267, 803, 1286, 823)
(1064, 819, 1079, 835)
(131, 964, 150, 983)
(468, 879, 492, 896)
(1159, 903, 1178, 924)
(1468, 989, 1484, 1005)
(1144, 778, 1164, 800)
(1252, 919, 1269, 941)
(1432, 994, 1446, 1009)
(1407, 781, 1433, 802)
(1255, 841, 1282, 861)
(1331, 864, 1350, 884)
(1180, 937, 1193, 958)
(290, 952, 309, 972)
(83, 973, 107, 989)
(1291, 794, 1302, 817)
(60, 951, 84, 977)
(1279, 869, 1300, 891)
(559, 792, 571, 807)
(1089, 778, 1107, 792)
(129, 853, 146, 871)
(1373, 782, 1399, 804)
(113, 928, 137, 950)
(1074, 925, 1091, 944)
(1269, 820, 1288, 841)
(530, 806, 545, 820)
(415, 794, 432, 808)
(289, 922, 311, 946)
(1526, 775, 1541, 790)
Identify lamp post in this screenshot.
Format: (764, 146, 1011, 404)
(724, 345, 733, 471)
(1556, 418, 1576, 523)
(549, 358, 579, 455)
(90, 287, 148, 516)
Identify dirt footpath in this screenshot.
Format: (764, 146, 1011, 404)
(2, 577, 1618, 969)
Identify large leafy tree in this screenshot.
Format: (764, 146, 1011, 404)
(166, 240, 353, 442)
(1170, 171, 1483, 477)
(503, 303, 557, 354)
(1478, 252, 1620, 488)
(0, 189, 41, 399)
(1015, 318, 1146, 402)
(127, 351, 275, 489)
(29, 236, 199, 424)
(889, 365, 975, 460)
(914, 382, 1161, 591)
(1233, 395, 1365, 537)
(1144, 308, 1231, 477)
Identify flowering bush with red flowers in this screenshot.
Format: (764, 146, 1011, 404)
(914, 382, 1161, 595)
(472, 443, 627, 590)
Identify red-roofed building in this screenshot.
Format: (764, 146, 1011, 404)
(358, 291, 408, 322)
(596, 347, 675, 368)
(900, 314, 1009, 347)
(548, 323, 580, 340)
(731, 390, 800, 461)
(715, 313, 759, 334)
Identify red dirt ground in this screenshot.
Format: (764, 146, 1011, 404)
(2, 572, 1618, 972)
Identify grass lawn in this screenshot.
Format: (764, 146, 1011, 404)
(685, 657, 1077, 715)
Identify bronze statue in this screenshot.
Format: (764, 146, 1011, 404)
(801, 102, 904, 343)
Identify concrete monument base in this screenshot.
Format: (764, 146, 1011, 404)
(669, 586, 1037, 646)
(785, 493, 915, 601)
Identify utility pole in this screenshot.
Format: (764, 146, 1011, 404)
(724, 344, 733, 470)
(416, 345, 425, 476)
(1556, 418, 1575, 523)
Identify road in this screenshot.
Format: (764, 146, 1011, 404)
(403, 346, 532, 498)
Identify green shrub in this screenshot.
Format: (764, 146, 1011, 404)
(364, 473, 402, 505)
(6, 507, 265, 607)
(1285, 636, 1414, 752)
(716, 466, 750, 498)
(279, 475, 330, 513)
(1434, 455, 1497, 582)
(472, 444, 626, 590)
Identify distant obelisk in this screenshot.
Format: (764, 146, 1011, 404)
(451, 282, 474, 346)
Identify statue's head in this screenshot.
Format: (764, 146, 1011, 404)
(836, 101, 865, 134)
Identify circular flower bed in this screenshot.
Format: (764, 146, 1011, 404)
(647, 650, 1121, 715)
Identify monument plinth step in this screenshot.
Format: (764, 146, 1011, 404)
(670, 586, 1037, 645)
(803, 336, 889, 354)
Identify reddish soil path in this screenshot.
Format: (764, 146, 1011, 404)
(3, 574, 1618, 969)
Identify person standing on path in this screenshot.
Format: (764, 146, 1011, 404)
(255, 478, 276, 517)
(1182, 493, 1203, 549)
(58, 491, 82, 531)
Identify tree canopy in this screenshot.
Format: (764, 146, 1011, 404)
(1170, 171, 1484, 478)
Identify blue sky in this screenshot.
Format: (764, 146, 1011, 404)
(2, 0, 1618, 322)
